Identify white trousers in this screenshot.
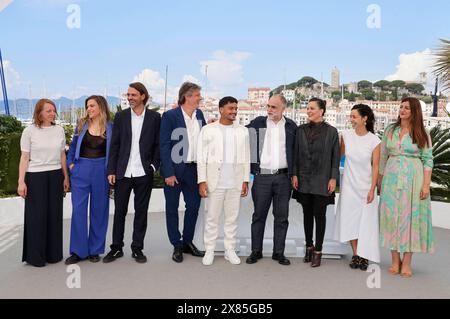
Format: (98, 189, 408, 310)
(204, 188, 241, 251)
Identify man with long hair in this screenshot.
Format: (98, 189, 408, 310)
(103, 82, 161, 264)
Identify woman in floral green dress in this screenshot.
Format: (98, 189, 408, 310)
(378, 97, 434, 278)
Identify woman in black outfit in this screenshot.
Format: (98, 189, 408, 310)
(292, 98, 340, 267)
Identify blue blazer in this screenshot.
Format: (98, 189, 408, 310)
(159, 106, 206, 179)
(67, 122, 113, 169)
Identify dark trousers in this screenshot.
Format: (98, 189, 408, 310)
(164, 164, 201, 247)
(299, 193, 329, 252)
(250, 173, 291, 255)
(111, 174, 153, 252)
(70, 157, 109, 259)
(23, 169, 63, 267)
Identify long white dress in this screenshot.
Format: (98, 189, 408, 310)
(333, 129, 380, 262)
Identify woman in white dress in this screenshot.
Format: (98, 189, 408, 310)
(334, 104, 381, 270)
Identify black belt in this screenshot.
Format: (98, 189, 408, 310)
(258, 168, 288, 175)
(185, 162, 197, 166)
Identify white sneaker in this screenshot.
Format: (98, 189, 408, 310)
(224, 250, 241, 265)
(202, 250, 214, 266)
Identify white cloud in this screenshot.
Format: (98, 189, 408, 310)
(134, 69, 165, 92)
(385, 49, 437, 90)
(49, 92, 64, 99)
(2, 60, 21, 88)
(132, 50, 252, 103)
(133, 68, 168, 103)
(182, 74, 201, 85)
(133, 68, 193, 104)
(200, 50, 251, 90)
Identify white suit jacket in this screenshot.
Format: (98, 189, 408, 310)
(197, 121, 250, 193)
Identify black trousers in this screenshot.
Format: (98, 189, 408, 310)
(23, 169, 64, 267)
(111, 174, 153, 252)
(298, 193, 333, 252)
(250, 173, 291, 255)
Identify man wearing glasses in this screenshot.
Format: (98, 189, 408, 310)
(245, 94, 297, 266)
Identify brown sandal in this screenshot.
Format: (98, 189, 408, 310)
(400, 271, 413, 278)
(400, 264, 413, 278)
(388, 262, 402, 275)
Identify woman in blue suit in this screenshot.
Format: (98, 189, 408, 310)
(65, 95, 113, 264)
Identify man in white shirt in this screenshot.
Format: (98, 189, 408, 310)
(160, 82, 207, 263)
(104, 82, 161, 264)
(245, 95, 297, 266)
(197, 96, 250, 266)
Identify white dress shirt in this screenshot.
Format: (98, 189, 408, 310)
(181, 107, 201, 162)
(260, 117, 288, 170)
(124, 108, 146, 178)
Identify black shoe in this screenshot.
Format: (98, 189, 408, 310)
(132, 250, 147, 263)
(89, 255, 100, 263)
(172, 246, 184, 263)
(102, 249, 124, 263)
(65, 254, 82, 265)
(272, 253, 291, 266)
(245, 251, 263, 264)
(303, 246, 315, 263)
(183, 242, 205, 257)
(349, 255, 360, 269)
(359, 257, 369, 271)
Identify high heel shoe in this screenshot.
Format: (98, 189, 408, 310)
(311, 251, 322, 268)
(303, 246, 314, 263)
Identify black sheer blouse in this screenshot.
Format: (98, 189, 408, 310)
(80, 131, 106, 158)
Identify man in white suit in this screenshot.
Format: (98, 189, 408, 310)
(197, 96, 250, 266)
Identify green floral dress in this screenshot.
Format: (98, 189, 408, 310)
(379, 125, 434, 253)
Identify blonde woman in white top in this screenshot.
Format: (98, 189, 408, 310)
(333, 104, 381, 270)
(18, 99, 69, 267)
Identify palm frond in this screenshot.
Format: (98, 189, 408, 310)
(432, 39, 450, 92)
(430, 124, 450, 196)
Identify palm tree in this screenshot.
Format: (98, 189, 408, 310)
(433, 39, 450, 92)
(429, 124, 450, 201)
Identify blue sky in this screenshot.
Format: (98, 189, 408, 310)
(1, 0, 449, 102)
